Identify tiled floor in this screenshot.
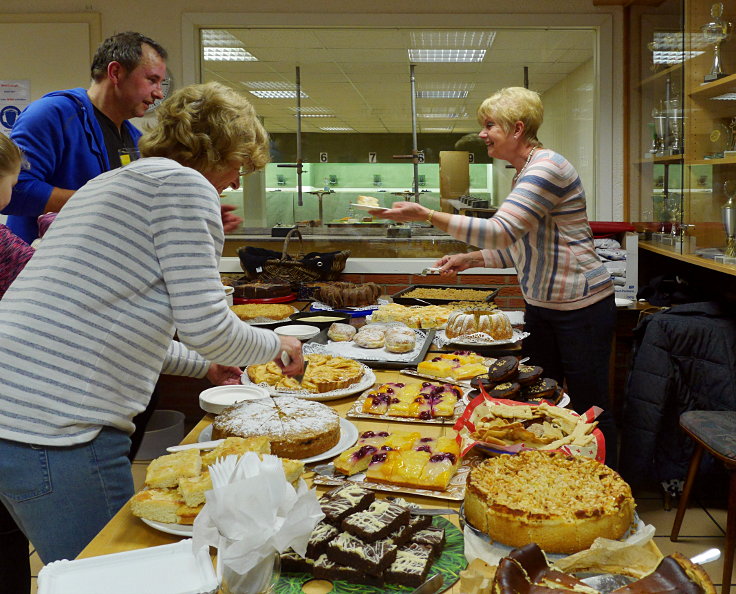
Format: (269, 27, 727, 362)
(28, 465, 734, 593)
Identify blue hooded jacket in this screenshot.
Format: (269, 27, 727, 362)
(3, 88, 141, 243)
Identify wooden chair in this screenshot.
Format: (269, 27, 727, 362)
(671, 410, 736, 594)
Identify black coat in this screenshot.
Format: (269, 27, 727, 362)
(619, 302, 736, 485)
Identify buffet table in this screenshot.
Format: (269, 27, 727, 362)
(77, 365, 470, 593)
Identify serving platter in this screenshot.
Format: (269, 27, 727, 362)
(311, 454, 483, 501)
(461, 389, 571, 408)
(236, 305, 300, 326)
(434, 328, 529, 347)
(391, 284, 499, 306)
(241, 365, 376, 401)
(276, 516, 466, 593)
(140, 518, 194, 538)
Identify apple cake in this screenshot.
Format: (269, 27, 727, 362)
(464, 450, 635, 554)
(246, 353, 364, 393)
(212, 396, 340, 459)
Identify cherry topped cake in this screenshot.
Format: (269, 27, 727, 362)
(417, 350, 488, 380)
(333, 429, 461, 491)
(361, 381, 462, 419)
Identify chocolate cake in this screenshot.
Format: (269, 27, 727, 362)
(516, 364, 543, 386)
(280, 550, 314, 574)
(320, 484, 375, 525)
(522, 377, 559, 402)
(326, 531, 398, 575)
(341, 500, 411, 541)
(315, 281, 381, 309)
(306, 521, 340, 559)
(410, 526, 446, 558)
(407, 513, 433, 534)
(384, 542, 434, 587)
(232, 281, 292, 299)
(487, 355, 519, 382)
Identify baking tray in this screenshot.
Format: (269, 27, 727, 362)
(305, 327, 436, 369)
(391, 284, 500, 305)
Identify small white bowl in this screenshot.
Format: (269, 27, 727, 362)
(274, 324, 321, 341)
(199, 385, 269, 415)
(223, 285, 234, 306)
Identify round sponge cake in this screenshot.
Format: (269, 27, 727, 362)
(212, 396, 340, 459)
(464, 450, 635, 554)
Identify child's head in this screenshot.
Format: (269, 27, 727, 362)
(0, 135, 22, 211)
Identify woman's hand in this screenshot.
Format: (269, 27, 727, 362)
(221, 203, 244, 233)
(274, 335, 305, 377)
(206, 363, 244, 385)
(370, 201, 429, 223)
(435, 251, 485, 274)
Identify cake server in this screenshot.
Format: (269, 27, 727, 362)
(167, 439, 224, 453)
(578, 547, 720, 591)
(400, 369, 471, 388)
(281, 350, 308, 383)
(409, 573, 444, 594)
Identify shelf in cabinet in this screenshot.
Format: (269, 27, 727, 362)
(636, 154, 683, 164)
(640, 241, 736, 276)
(686, 156, 736, 166)
(637, 63, 683, 88)
(689, 72, 736, 100)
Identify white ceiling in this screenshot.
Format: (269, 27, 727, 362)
(202, 27, 595, 134)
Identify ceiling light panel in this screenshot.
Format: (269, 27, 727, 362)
(201, 29, 244, 47)
(416, 90, 469, 98)
(204, 48, 257, 62)
(408, 49, 486, 63)
(249, 90, 308, 99)
(243, 81, 295, 90)
(320, 127, 354, 131)
(410, 31, 496, 48)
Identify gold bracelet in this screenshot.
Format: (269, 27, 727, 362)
(425, 209, 435, 224)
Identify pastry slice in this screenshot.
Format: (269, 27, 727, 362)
(144, 449, 202, 489)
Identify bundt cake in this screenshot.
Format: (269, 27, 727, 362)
(445, 310, 513, 340)
(316, 282, 382, 309)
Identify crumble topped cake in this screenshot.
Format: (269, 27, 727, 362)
(464, 450, 635, 554)
(211, 396, 340, 459)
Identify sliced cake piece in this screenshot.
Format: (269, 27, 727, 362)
(366, 449, 432, 488)
(385, 543, 434, 587)
(306, 521, 340, 558)
(144, 449, 202, 489)
(326, 531, 398, 575)
(410, 525, 446, 558)
(312, 553, 364, 583)
(319, 484, 375, 525)
(130, 488, 183, 524)
(341, 499, 410, 542)
(280, 549, 315, 574)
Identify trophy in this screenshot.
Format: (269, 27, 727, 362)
(667, 95, 683, 154)
(701, 2, 732, 82)
(723, 181, 736, 256)
(652, 101, 668, 155)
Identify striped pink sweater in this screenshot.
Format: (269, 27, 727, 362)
(447, 149, 613, 310)
(0, 225, 33, 300)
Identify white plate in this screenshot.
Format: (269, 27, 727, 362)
(438, 328, 529, 347)
(140, 517, 194, 538)
(241, 366, 376, 401)
(350, 203, 389, 212)
(274, 324, 321, 340)
(199, 385, 270, 415)
(615, 297, 634, 307)
(197, 417, 359, 464)
(462, 390, 571, 408)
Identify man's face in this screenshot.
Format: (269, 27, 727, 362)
(116, 44, 167, 119)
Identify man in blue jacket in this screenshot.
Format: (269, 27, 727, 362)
(3, 31, 168, 243)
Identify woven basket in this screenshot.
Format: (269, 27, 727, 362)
(237, 228, 350, 284)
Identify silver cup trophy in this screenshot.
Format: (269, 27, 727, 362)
(702, 2, 732, 82)
(723, 181, 736, 256)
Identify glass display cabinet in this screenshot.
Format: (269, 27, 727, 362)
(629, 0, 736, 273)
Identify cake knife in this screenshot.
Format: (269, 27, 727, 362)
(409, 573, 444, 594)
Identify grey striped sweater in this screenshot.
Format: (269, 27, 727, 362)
(0, 157, 280, 446)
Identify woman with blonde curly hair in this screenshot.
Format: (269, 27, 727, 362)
(0, 82, 304, 564)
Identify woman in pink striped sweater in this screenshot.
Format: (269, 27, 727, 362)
(375, 87, 617, 467)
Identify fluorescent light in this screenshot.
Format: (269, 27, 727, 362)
(289, 106, 332, 113)
(204, 48, 257, 62)
(298, 114, 334, 118)
(416, 90, 469, 98)
(320, 127, 354, 131)
(422, 127, 454, 132)
(410, 31, 496, 48)
(409, 49, 486, 63)
(243, 81, 295, 90)
(418, 112, 467, 119)
(201, 30, 243, 47)
(249, 90, 308, 99)
(711, 93, 736, 100)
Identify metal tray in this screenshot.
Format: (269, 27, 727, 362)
(306, 327, 436, 369)
(391, 284, 500, 305)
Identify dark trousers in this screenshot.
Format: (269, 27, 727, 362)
(0, 503, 30, 594)
(522, 293, 618, 468)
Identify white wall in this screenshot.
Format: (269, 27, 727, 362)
(541, 59, 597, 218)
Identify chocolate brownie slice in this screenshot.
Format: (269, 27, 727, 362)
(306, 521, 340, 559)
(326, 531, 397, 575)
(320, 483, 375, 525)
(385, 542, 434, 587)
(280, 549, 314, 573)
(407, 513, 433, 534)
(312, 553, 385, 587)
(341, 500, 410, 542)
(410, 525, 446, 558)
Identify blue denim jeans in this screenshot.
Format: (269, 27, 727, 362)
(0, 426, 133, 563)
(522, 294, 618, 467)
